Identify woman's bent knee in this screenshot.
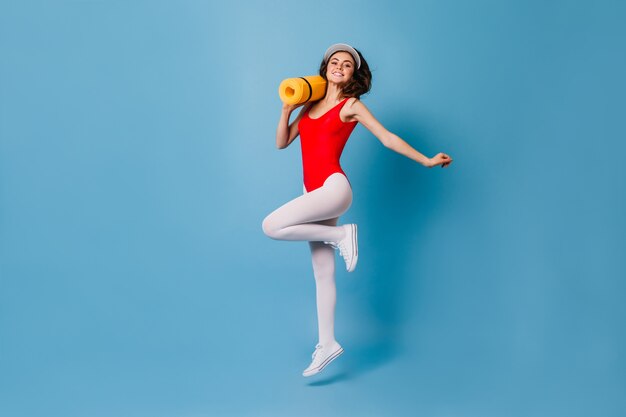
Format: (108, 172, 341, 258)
(262, 215, 276, 238)
(263, 214, 287, 239)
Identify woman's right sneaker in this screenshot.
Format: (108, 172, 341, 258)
(325, 224, 358, 272)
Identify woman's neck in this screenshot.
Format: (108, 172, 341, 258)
(324, 82, 345, 103)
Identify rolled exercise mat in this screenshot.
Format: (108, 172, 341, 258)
(278, 75, 327, 105)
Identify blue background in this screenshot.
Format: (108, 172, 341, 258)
(1, 1, 625, 416)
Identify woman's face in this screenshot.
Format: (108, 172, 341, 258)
(326, 51, 356, 84)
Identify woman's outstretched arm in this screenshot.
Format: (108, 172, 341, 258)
(344, 99, 452, 168)
(276, 103, 309, 149)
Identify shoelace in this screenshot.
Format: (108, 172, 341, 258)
(325, 241, 349, 260)
(337, 242, 350, 263)
(312, 344, 324, 360)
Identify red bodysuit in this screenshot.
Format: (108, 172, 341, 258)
(298, 98, 358, 192)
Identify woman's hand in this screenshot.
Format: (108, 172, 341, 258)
(427, 153, 453, 168)
(282, 102, 304, 113)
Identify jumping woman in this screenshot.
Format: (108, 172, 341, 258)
(262, 43, 453, 377)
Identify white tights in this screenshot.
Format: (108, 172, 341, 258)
(262, 173, 353, 345)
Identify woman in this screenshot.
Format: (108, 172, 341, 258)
(262, 43, 452, 377)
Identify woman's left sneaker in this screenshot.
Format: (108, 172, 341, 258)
(302, 341, 344, 377)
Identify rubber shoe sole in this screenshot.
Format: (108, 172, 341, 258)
(345, 224, 358, 272)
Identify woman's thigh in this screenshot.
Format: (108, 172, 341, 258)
(263, 174, 352, 230)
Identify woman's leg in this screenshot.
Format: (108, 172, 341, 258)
(262, 173, 352, 242)
(309, 217, 339, 346)
(303, 218, 345, 377)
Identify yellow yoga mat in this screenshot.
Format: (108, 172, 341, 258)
(278, 75, 327, 105)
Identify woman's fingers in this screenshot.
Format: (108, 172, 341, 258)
(428, 153, 452, 168)
(438, 154, 452, 168)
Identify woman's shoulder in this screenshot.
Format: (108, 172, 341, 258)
(342, 97, 366, 115)
(340, 97, 363, 123)
(341, 97, 358, 112)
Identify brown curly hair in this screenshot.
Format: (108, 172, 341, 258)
(319, 48, 372, 99)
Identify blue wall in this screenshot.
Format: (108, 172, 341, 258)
(1, 1, 624, 416)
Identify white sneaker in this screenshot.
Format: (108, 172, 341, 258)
(302, 341, 344, 377)
(325, 224, 358, 272)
